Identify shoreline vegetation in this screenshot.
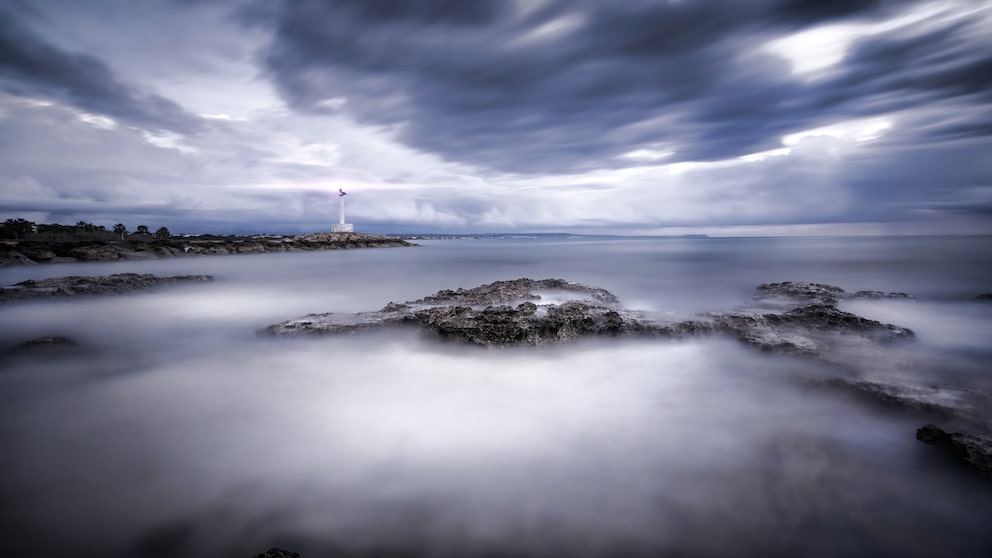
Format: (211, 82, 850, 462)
(0, 230, 415, 267)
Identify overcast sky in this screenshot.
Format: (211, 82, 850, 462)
(1, 0, 990, 235)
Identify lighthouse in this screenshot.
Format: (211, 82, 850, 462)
(331, 188, 354, 232)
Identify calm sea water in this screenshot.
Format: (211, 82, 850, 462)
(1, 236, 990, 557)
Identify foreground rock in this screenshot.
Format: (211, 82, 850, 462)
(253, 549, 300, 558)
(260, 278, 651, 346)
(260, 278, 914, 354)
(916, 425, 992, 478)
(0, 232, 413, 266)
(0, 273, 213, 302)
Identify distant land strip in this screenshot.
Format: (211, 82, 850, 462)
(0, 232, 414, 267)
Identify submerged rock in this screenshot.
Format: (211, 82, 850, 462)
(813, 379, 980, 417)
(261, 278, 915, 353)
(916, 425, 992, 478)
(0, 273, 214, 302)
(754, 281, 914, 309)
(712, 305, 914, 355)
(253, 549, 300, 558)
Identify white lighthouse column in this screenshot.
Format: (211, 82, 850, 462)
(332, 190, 354, 232)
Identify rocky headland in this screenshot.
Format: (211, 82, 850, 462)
(0, 232, 414, 266)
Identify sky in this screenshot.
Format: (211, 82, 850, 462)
(1, 0, 990, 236)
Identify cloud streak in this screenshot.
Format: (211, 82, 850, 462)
(0, 0, 988, 234)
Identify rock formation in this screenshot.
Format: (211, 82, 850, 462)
(916, 425, 992, 477)
(0, 273, 214, 302)
(260, 278, 914, 354)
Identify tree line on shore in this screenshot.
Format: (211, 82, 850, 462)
(1, 218, 171, 241)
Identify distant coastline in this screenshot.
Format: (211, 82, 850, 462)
(0, 232, 414, 267)
(398, 232, 711, 240)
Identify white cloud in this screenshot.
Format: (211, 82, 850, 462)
(782, 116, 893, 146)
(77, 112, 118, 129)
(199, 113, 248, 121)
(141, 130, 197, 153)
(763, 0, 992, 79)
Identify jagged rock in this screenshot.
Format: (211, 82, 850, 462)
(916, 425, 992, 478)
(712, 304, 914, 354)
(851, 290, 913, 300)
(0, 273, 214, 302)
(13, 242, 57, 261)
(69, 244, 120, 261)
(261, 278, 916, 353)
(0, 250, 36, 266)
(253, 549, 300, 558)
(261, 278, 645, 346)
(755, 281, 846, 306)
(754, 281, 915, 309)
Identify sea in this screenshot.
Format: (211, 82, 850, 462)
(1, 236, 990, 557)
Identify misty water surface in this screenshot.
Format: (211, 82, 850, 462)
(1, 237, 991, 557)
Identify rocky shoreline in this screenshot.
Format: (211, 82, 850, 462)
(0, 232, 414, 266)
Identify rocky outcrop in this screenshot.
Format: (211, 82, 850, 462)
(0, 233, 414, 266)
(713, 304, 914, 355)
(754, 281, 913, 308)
(253, 549, 300, 558)
(0, 273, 214, 302)
(259, 278, 644, 347)
(916, 425, 992, 478)
(260, 278, 915, 354)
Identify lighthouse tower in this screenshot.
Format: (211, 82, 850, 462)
(331, 188, 354, 232)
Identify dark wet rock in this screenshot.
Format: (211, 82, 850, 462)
(850, 290, 914, 300)
(712, 304, 914, 355)
(262, 278, 915, 353)
(4, 336, 82, 361)
(813, 379, 977, 417)
(0, 250, 36, 266)
(14, 336, 80, 349)
(753, 281, 915, 309)
(0, 273, 214, 302)
(260, 278, 643, 346)
(7, 336, 81, 358)
(916, 424, 992, 478)
(69, 244, 121, 261)
(253, 549, 300, 558)
(414, 300, 630, 347)
(977, 293, 992, 301)
(755, 281, 846, 306)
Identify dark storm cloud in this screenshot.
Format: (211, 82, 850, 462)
(0, 5, 200, 133)
(249, 0, 989, 174)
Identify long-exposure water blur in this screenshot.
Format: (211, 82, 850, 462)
(2, 236, 991, 557)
